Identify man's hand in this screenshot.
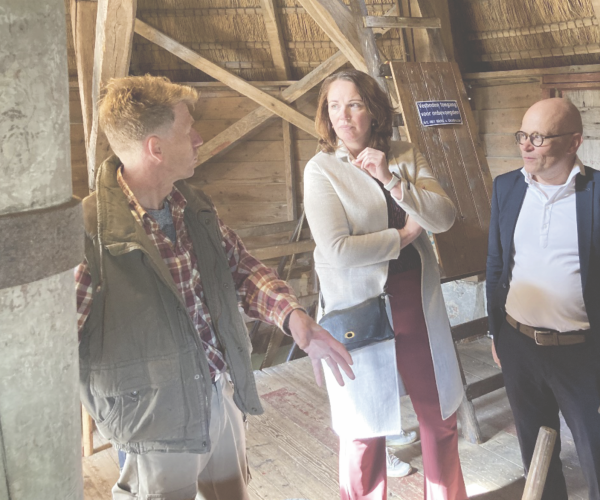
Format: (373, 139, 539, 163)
(288, 309, 355, 387)
(491, 341, 501, 368)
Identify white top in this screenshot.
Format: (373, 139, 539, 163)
(506, 158, 590, 332)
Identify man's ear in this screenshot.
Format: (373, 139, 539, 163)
(568, 132, 583, 155)
(146, 136, 162, 163)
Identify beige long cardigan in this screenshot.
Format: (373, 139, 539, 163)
(304, 141, 464, 426)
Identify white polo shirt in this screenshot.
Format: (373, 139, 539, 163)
(505, 159, 590, 332)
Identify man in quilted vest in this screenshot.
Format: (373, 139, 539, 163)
(75, 74, 354, 500)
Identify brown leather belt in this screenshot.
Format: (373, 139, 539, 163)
(506, 314, 587, 346)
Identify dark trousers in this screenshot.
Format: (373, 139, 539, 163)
(497, 319, 600, 500)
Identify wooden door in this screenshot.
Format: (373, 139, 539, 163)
(390, 61, 493, 280)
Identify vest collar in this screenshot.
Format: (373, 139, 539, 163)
(94, 156, 214, 255)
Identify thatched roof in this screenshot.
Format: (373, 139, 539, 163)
(65, 0, 600, 83)
(451, 0, 600, 72)
(65, 0, 406, 83)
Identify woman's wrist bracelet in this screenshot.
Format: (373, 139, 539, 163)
(384, 172, 401, 191)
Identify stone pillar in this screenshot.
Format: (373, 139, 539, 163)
(0, 0, 84, 499)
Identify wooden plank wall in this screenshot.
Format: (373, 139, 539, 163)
(562, 89, 600, 170)
(467, 81, 600, 178)
(69, 86, 320, 230)
(468, 82, 538, 179)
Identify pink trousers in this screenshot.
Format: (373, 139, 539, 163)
(339, 269, 467, 500)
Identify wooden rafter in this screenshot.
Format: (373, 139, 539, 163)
(257, 0, 295, 221)
(259, 0, 291, 80)
(412, 0, 447, 62)
(464, 63, 600, 84)
(591, 0, 600, 25)
(87, 0, 137, 190)
(468, 17, 597, 40)
(364, 16, 441, 29)
(134, 19, 317, 137)
(282, 120, 298, 221)
(195, 4, 403, 166)
(195, 51, 347, 166)
(295, 0, 368, 72)
(70, 0, 97, 150)
(259, 0, 296, 212)
(479, 44, 600, 63)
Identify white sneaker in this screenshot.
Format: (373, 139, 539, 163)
(386, 429, 418, 447)
(386, 448, 412, 477)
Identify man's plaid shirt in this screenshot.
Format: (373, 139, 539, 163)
(75, 168, 301, 377)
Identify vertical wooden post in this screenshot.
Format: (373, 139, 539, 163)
(522, 427, 557, 500)
(589, 0, 600, 30)
(87, 0, 137, 190)
(410, 0, 447, 62)
(70, 0, 97, 151)
(346, 0, 400, 139)
(259, 0, 291, 81)
(453, 344, 483, 444)
(283, 120, 298, 221)
(81, 406, 95, 457)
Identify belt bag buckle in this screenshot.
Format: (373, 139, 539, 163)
(534, 329, 554, 346)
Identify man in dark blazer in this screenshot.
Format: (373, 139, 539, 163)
(486, 97, 600, 500)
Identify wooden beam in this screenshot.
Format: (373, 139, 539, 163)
(283, 120, 298, 221)
(194, 4, 403, 166)
(259, 0, 292, 80)
(393, 0, 413, 62)
(251, 239, 315, 261)
(347, 0, 401, 138)
(294, 0, 368, 72)
(235, 220, 299, 239)
(468, 17, 597, 41)
(70, 0, 97, 150)
(591, 0, 600, 27)
(464, 63, 600, 82)
(478, 44, 600, 63)
(465, 373, 504, 400)
(364, 15, 441, 29)
(81, 406, 94, 457)
(542, 72, 600, 84)
(88, 0, 137, 190)
(412, 0, 448, 62)
(134, 19, 317, 137)
(451, 317, 488, 342)
(70, 80, 299, 89)
(196, 51, 347, 166)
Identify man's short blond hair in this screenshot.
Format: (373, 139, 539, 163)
(98, 75, 198, 155)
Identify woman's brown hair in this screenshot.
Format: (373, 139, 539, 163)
(315, 69, 394, 155)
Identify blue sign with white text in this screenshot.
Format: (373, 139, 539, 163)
(416, 100, 462, 127)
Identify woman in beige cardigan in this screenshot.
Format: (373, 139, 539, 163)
(304, 70, 467, 500)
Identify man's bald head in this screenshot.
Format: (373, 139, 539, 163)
(522, 98, 582, 136)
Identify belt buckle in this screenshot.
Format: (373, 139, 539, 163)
(533, 329, 552, 345)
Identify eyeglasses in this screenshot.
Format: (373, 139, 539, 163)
(515, 131, 576, 147)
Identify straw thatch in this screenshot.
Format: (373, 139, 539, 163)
(452, 0, 600, 72)
(65, 0, 600, 82)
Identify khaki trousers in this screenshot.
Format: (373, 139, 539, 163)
(112, 376, 250, 500)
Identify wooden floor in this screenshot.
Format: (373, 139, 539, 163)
(83, 337, 586, 499)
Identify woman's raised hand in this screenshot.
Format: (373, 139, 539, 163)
(352, 147, 393, 185)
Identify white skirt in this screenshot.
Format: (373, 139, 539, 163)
(323, 338, 402, 439)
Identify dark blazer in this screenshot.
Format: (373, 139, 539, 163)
(486, 165, 600, 346)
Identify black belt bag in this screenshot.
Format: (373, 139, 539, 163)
(318, 294, 395, 351)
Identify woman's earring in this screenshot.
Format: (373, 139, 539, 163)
(372, 120, 377, 128)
